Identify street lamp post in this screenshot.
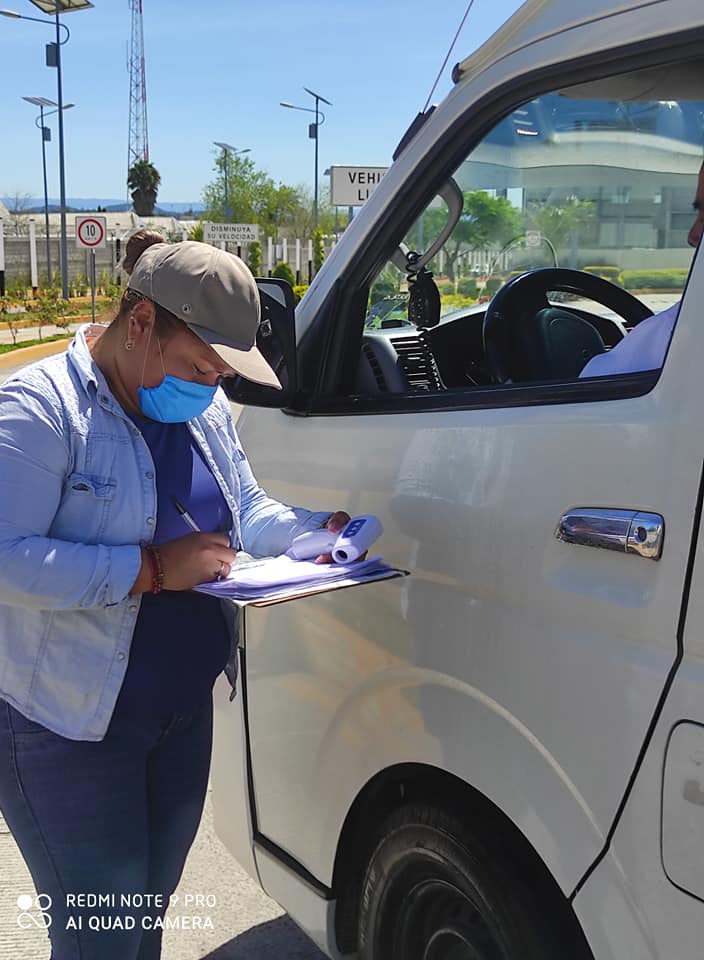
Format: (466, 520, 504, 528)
(280, 87, 332, 231)
(2, 2, 93, 299)
(213, 142, 250, 221)
(21, 96, 75, 287)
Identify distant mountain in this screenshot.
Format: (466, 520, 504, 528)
(153, 202, 206, 215)
(2, 197, 205, 215)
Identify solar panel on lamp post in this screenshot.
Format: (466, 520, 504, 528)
(2, 1, 93, 298)
(22, 96, 75, 288)
(280, 87, 332, 231)
(213, 142, 251, 222)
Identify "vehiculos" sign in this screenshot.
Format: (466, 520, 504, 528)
(329, 166, 388, 206)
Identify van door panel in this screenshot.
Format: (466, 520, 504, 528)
(238, 288, 703, 892)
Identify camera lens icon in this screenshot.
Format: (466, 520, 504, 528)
(16, 893, 52, 928)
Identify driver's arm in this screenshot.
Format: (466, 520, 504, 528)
(578, 301, 681, 378)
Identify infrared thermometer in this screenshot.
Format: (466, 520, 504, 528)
(285, 528, 338, 561)
(286, 515, 383, 563)
(332, 515, 383, 562)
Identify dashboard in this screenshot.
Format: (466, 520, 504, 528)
(357, 300, 628, 394)
(358, 306, 493, 394)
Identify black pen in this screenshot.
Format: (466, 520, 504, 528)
(171, 497, 201, 533)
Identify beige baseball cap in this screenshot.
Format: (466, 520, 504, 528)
(128, 240, 281, 389)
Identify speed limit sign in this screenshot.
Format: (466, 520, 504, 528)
(75, 216, 106, 248)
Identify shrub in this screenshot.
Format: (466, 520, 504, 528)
(104, 281, 122, 315)
(189, 223, 204, 242)
(437, 280, 455, 295)
(272, 262, 295, 286)
(248, 240, 262, 275)
(484, 276, 504, 296)
(313, 228, 325, 274)
(620, 269, 688, 290)
(72, 273, 87, 297)
(440, 294, 477, 311)
(7, 275, 30, 300)
(371, 276, 398, 300)
(457, 278, 478, 297)
(96, 269, 113, 295)
(0, 297, 23, 344)
(32, 288, 72, 338)
(582, 265, 621, 282)
(292, 284, 309, 304)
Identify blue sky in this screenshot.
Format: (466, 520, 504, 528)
(1, 0, 523, 203)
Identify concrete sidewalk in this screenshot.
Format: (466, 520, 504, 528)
(0, 322, 82, 346)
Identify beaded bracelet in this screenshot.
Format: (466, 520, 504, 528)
(145, 545, 164, 595)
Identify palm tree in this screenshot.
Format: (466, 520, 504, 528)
(127, 160, 161, 217)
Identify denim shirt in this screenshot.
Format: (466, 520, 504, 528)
(0, 325, 330, 741)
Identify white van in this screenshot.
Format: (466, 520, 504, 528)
(211, 1, 704, 957)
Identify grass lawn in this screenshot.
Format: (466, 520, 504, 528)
(0, 333, 73, 355)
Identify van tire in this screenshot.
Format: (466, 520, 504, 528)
(357, 803, 591, 960)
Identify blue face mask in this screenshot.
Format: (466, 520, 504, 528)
(138, 333, 217, 423)
(138, 375, 217, 423)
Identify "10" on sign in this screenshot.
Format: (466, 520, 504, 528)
(75, 216, 107, 249)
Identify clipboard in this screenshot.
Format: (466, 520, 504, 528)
(194, 554, 409, 608)
(233, 565, 409, 608)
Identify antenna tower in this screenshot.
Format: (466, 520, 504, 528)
(127, 0, 149, 171)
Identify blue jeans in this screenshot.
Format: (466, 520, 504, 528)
(0, 694, 213, 960)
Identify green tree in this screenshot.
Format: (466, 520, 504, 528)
(202, 152, 314, 238)
(204, 153, 274, 226)
(316, 186, 345, 237)
(32, 287, 71, 341)
(128, 160, 161, 217)
(414, 192, 522, 281)
(273, 184, 313, 237)
(283, 184, 340, 238)
(523, 197, 594, 248)
(0, 296, 21, 345)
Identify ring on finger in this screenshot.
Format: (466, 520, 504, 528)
(215, 560, 226, 581)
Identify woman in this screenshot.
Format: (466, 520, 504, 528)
(122, 228, 165, 275)
(0, 240, 348, 960)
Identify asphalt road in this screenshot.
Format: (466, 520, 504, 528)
(0, 358, 326, 960)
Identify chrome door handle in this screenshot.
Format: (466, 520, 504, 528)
(555, 508, 664, 560)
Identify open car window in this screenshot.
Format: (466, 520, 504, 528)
(355, 60, 704, 402)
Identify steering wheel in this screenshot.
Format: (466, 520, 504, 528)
(483, 268, 653, 383)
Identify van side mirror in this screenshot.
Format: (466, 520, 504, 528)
(222, 278, 297, 408)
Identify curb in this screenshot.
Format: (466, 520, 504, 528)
(0, 339, 71, 371)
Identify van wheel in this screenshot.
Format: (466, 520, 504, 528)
(358, 804, 589, 960)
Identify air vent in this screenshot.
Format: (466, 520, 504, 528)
(362, 343, 387, 392)
(392, 335, 443, 392)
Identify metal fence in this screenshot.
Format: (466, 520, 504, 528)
(0, 228, 338, 294)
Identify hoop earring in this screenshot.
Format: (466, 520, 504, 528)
(125, 339, 135, 351)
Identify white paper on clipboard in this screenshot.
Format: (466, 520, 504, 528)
(194, 554, 409, 608)
(237, 565, 408, 608)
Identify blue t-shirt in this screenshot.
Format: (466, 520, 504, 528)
(108, 417, 231, 730)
